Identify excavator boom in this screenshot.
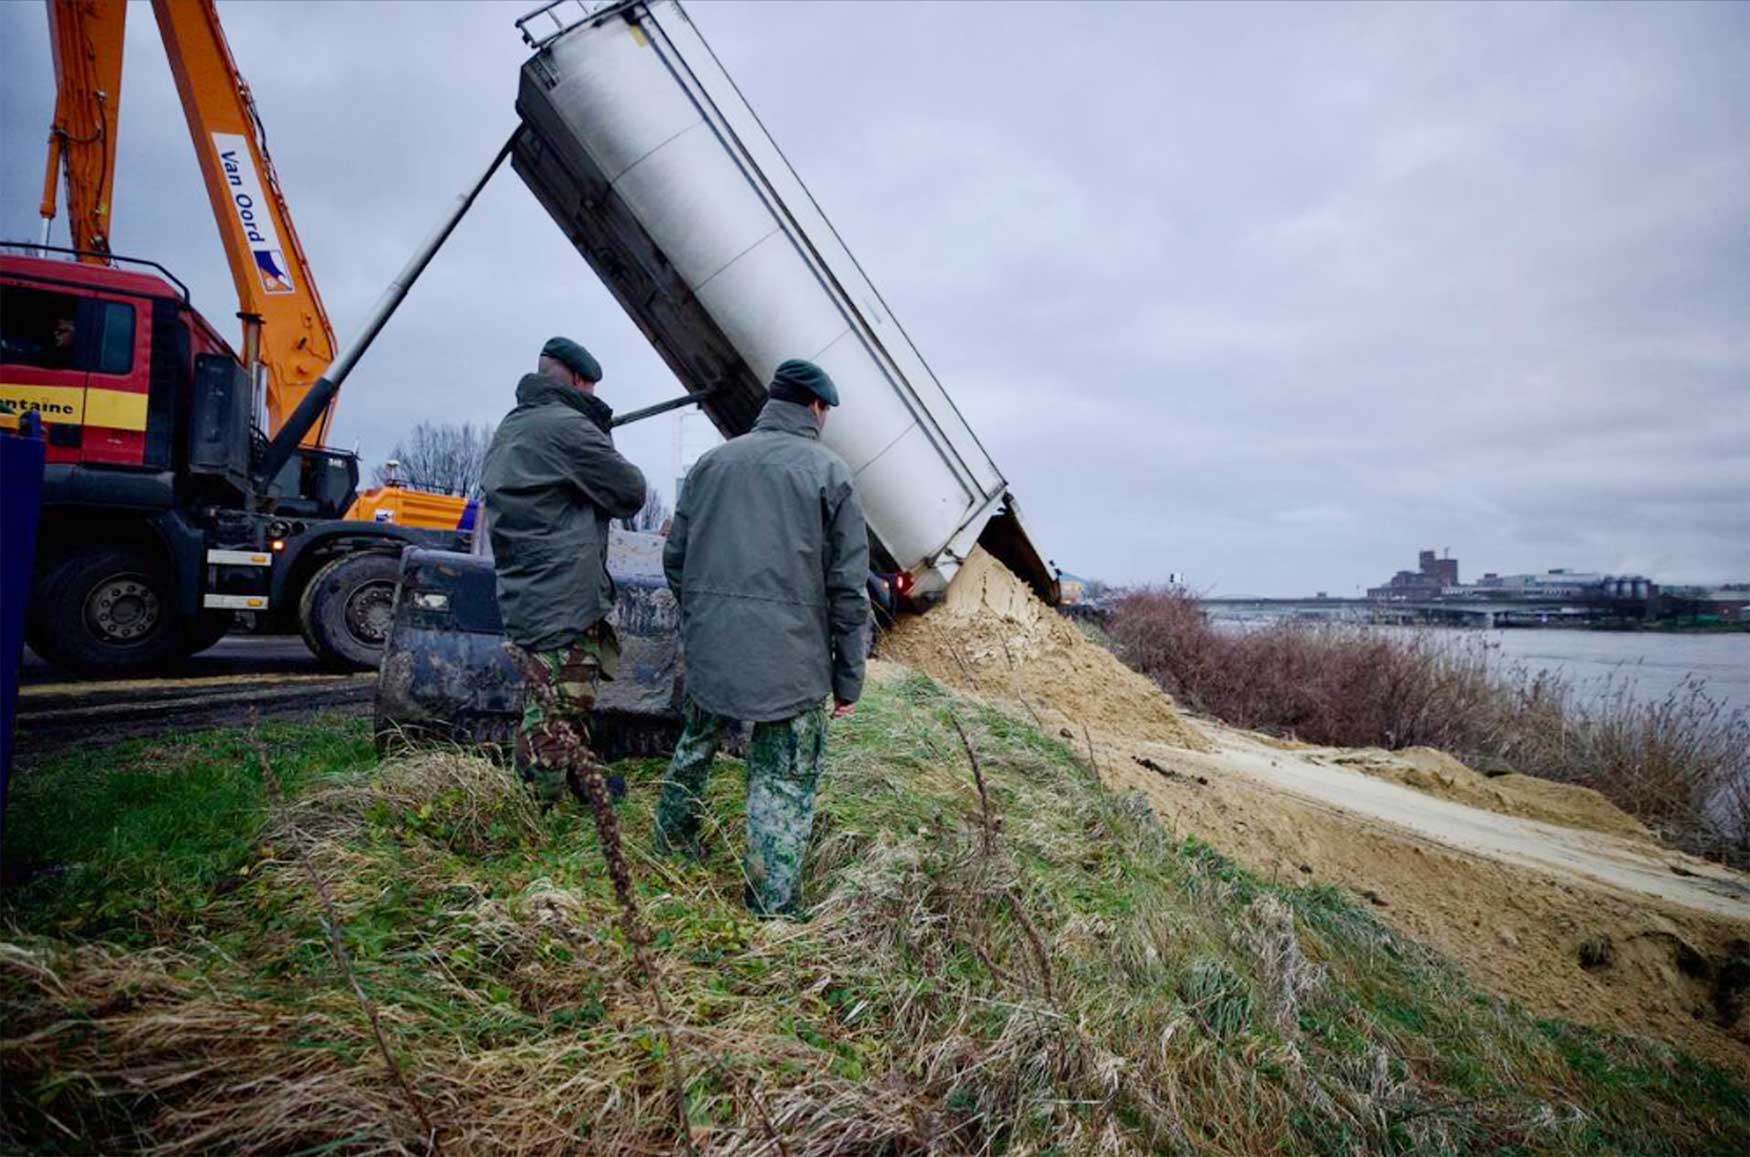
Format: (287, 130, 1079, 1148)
(151, 0, 338, 446)
(40, 0, 339, 447)
(40, 0, 125, 258)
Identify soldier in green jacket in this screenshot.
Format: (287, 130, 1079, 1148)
(654, 359, 870, 918)
(480, 337, 647, 805)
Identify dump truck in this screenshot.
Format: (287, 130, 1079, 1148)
(510, 0, 1054, 604)
(375, 0, 1055, 751)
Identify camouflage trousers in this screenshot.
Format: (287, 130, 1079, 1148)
(509, 632, 614, 806)
(654, 698, 828, 918)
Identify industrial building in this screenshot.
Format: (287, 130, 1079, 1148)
(1366, 549, 1460, 600)
(1368, 553, 1656, 607)
(1473, 570, 1654, 601)
(1659, 585, 1750, 624)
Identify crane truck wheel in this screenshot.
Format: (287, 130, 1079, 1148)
(26, 547, 181, 674)
(299, 552, 403, 671)
(178, 611, 235, 658)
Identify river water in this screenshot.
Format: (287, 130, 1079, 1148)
(1476, 629, 1748, 718)
(1209, 614, 1749, 719)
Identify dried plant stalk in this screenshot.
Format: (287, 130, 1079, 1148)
(566, 760, 696, 1155)
(246, 717, 444, 1154)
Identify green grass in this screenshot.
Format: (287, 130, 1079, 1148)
(2, 679, 1746, 1156)
(3, 720, 373, 941)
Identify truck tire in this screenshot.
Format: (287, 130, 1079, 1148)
(299, 552, 402, 671)
(178, 611, 234, 658)
(26, 547, 181, 674)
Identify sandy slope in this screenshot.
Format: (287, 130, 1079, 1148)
(1100, 721, 1750, 1067)
(1169, 728, 1749, 920)
(875, 547, 1750, 1066)
(1325, 745, 1653, 839)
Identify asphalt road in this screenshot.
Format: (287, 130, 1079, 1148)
(20, 635, 321, 683)
(14, 636, 375, 758)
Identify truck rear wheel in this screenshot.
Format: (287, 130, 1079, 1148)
(27, 547, 181, 674)
(299, 552, 402, 671)
(178, 611, 234, 659)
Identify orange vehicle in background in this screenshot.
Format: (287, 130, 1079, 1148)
(348, 477, 480, 535)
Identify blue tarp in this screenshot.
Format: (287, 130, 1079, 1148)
(1, 414, 46, 838)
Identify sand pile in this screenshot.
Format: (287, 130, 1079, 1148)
(876, 549, 1750, 1066)
(878, 548, 1206, 750)
(1327, 746, 1650, 839)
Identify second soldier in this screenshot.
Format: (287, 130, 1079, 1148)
(654, 359, 869, 918)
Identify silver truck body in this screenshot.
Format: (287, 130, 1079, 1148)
(510, 0, 1054, 602)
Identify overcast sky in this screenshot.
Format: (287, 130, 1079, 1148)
(3, 0, 1745, 594)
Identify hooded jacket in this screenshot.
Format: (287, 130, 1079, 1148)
(663, 399, 870, 721)
(481, 373, 647, 652)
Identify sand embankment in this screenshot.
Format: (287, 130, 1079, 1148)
(875, 547, 1750, 1066)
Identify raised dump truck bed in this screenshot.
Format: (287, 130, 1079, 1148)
(510, 0, 1055, 604)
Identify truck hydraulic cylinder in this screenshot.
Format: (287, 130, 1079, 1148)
(254, 133, 515, 492)
(610, 387, 723, 429)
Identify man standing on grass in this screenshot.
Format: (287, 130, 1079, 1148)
(481, 337, 647, 806)
(654, 359, 870, 918)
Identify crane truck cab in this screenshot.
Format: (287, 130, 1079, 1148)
(1, 247, 467, 674)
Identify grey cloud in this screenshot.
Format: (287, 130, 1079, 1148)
(3, 0, 1744, 594)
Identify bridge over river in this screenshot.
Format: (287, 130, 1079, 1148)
(1199, 597, 1647, 628)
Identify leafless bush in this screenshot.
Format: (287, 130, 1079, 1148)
(373, 421, 495, 496)
(1107, 589, 1750, 864)
(622, 487, 670, 534)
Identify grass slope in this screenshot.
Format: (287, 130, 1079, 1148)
(2, 674, 1746, 1155)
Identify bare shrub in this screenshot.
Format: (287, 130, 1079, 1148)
(622, 487, 670, 534)
(373, 421, 495, 496)
(1107, 589, 1750, 864)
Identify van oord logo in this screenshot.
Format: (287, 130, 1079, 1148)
(212, 132, 296, 296)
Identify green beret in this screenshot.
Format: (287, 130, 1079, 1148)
(770, 358, 839, 407)
(541, 336, 602, 383)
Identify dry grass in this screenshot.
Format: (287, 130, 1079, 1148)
(1106, 590, 1750, 863)
(3, 686, 1747, 1155)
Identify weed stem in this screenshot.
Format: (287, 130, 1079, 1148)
(245, 715, 444, 1155)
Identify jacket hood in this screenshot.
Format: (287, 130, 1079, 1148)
(515, 372, 614, 432)
(752, 398, 821, 440)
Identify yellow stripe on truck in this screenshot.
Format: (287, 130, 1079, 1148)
(84, 387, 150, 430)
(0, 382, 149, 431)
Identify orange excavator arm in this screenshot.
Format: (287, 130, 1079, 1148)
(40, 0, 340, 448)
(150, 0, 338, 446)
(39, 0, 125, 260)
